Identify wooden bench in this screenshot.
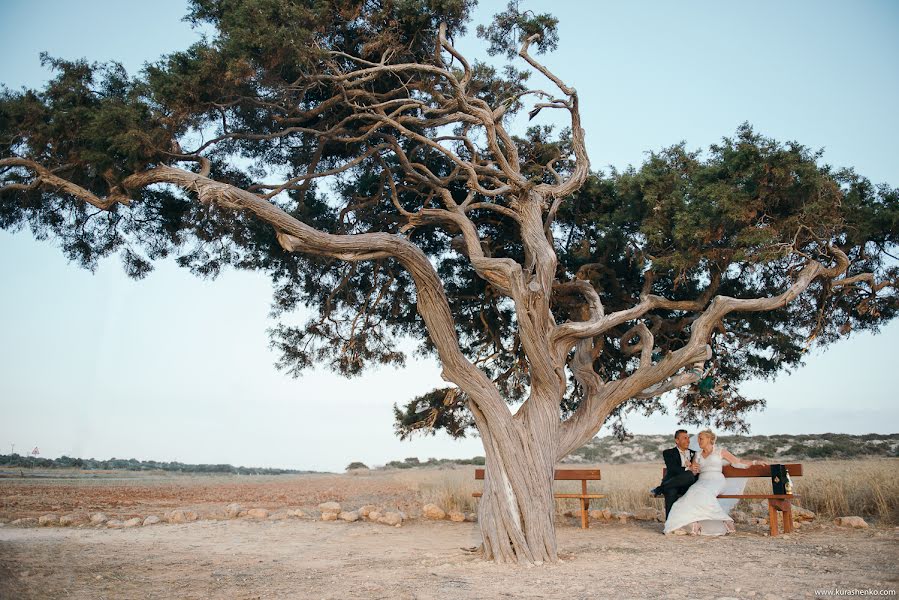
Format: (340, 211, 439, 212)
(659, 463, 803, 537)
(473, 468, 605, 529)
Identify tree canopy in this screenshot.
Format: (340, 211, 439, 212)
(2, 0, 897, 441)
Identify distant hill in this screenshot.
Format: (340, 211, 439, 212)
(0, 454, 312, 475)
(564, 433, 899, 464)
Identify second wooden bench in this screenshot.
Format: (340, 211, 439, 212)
(473, 468, 605, 529)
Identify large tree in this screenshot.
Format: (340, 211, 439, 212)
(2, 0, 897, 564)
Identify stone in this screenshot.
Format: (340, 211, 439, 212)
(447, 510, 465, 523)
(367, 510, 382, 522)
(269, 512, 289, 521)
(358, 505, 377, 518)
(143, 515, 161, 526)
(731, 510, 750, 524)
(464, 512, 477, 522)
(59, 514, 78, 527)
(166, 510, 199, 524)
(748, 502, 769, 517)
(378, 511, 404, 526)
(38, 514, 58, 526)
(286, 509, 305, 518)
(834, 516, 868, 528)
(613, 511, 634, 523)
(633, 507, 661, 521)
(11, 518, 37, 527)
(792, 506, 816, 521)
(318, 502, 341, 514)
(123, 517, 142, 528)
(226, 503, 242, 518)
(422, 503, 446, 520)
(339, 511, 360, 522)
(320, 512, 338, 521)
(106, 519, 125, 529)
(246, 508, 269, 519)
(90, 512, 108, 524)
(588, 510, 605, 520)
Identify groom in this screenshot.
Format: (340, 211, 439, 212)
(650, 429, 699, 517)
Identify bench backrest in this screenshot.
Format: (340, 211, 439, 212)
(662, 463, 803, 478)
(474, 468, 600, 481)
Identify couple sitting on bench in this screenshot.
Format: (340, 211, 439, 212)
(650, 428, 767, 536)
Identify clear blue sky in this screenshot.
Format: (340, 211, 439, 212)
(1, 1, 896, 471)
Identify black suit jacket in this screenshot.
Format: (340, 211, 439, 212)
(661, 447, 696, 485)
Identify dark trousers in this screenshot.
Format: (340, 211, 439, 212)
(661, 470, 696, 517)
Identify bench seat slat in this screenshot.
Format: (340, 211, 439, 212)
(717, 494, 798, 499)
(472, 492, 606, 498)
(553, 493, 606, 499)
(474, 468, 600, 480)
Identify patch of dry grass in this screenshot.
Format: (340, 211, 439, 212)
(389, 458, 899, 524)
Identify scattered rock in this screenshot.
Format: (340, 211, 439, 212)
(749, 517, 768, 526)
(143, 516, 161, 526)
(731, 510, 750, 524)
(422, 503, 446, 520)
(226, 503, 242, 518)
(269, 512, 289, 521)
(339, 511, 360, 522)
(90, 513, 108, 525)
(286, 509, 305, 518)
(792, 506, 816, 521)
(358, 505, 377, 518)
(633, 507, 662, 522)
(318, 502, 341, 515)
(106, 519, 125, 529)
(588, 510, 605, 520)
(11, 518, 37, 527)
(59, 514, 78, 527)
(367, 510, 382, 522)
(123, 517, 142, 528)
(378, 511, 404, 526)
(447, 510, 465, 523)
(166, 510, 198, 524)
(834, 516, 868, 528)
(320, 512, 338, 521)
(464, 512, 477, 522)
(748, 502, 769, 518)
(613, 511, 635, 523)
(246, 508, 269, 519)
(38, 514, 58, 527)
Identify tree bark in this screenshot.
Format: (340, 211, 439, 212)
(471, 386, 560, 565)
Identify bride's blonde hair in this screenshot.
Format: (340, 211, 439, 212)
(698, 429, 717, 444)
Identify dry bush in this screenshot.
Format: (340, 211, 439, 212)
(406, 459, 898, 524)
(389, 466, 478, 513)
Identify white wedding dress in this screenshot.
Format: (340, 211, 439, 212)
(663, 446, 746, 536)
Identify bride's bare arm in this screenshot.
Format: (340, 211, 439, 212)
(721, 449, 768, 468)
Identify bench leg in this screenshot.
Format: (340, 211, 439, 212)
(767, 500, 778, 537)
(769, 499, 793, 534)
(581, 498, 589, 529)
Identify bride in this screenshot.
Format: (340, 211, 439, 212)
(663, 429, 767, 536)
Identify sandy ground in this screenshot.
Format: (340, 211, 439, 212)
(1, 469, 897, 599)
(1, 518, 897, 599)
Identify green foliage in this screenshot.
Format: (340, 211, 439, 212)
(383, 455, 485, 469)
(0, 453, 309, 474)
(567, 434, 899, 463)
(476, 0, 559, 59)
(345, 461, 369, 470)
(1, 1, 896, 444)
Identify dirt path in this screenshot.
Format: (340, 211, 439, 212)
(1, 519, 896, 599)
